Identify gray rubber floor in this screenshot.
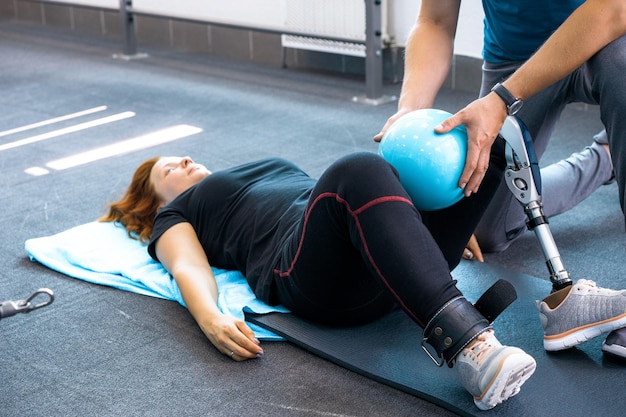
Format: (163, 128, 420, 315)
(2, 20, 624, 417)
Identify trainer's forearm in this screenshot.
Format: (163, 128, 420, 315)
(398, 22, 455, 111)
(398, 0, 461, 112)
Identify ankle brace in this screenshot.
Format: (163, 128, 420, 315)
(421, 296, 490, 367)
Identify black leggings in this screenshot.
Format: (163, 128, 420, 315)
(272, 152, 503, 327)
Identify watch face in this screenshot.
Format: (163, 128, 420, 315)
(508, 100, 523, 115)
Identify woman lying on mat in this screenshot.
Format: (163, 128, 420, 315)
(101, 151, 626, 411)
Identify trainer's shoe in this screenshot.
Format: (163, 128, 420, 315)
(537, 279, 626, 351)
(456, 330, 536, 410)
(602, 327, 626, 359)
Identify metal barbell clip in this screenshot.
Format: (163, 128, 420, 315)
(0, 288, 55, 320)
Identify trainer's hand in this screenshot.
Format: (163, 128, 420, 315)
(198, 313, 263, 361)
(374, 108, 413, 142)
(463, 234, 484, 262)
(434, 94, 507, 196)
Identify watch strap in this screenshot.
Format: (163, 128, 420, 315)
(491, 82, 523, 115)
(491, 83, 516, 107)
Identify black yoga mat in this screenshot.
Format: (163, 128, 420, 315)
(247, 261, 626, 417)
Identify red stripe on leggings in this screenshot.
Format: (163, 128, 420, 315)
(274, 192, 421, 324)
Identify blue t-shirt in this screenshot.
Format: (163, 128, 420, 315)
(482, 0, 584, 62)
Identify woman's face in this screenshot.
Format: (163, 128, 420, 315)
(150, 156, 211, 204)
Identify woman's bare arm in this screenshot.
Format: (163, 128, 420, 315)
(155, 222, 263, 360)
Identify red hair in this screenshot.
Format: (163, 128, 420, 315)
(99, 157, 161, 243)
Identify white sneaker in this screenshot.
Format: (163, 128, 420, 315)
(456, 331, 536, 410)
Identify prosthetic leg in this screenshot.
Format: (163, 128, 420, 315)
(421, 117, 574, 367)
(499, 116, 573, 291)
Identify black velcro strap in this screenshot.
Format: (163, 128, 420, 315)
(422, 297, 490, 367)
(473, 279, 517, 323)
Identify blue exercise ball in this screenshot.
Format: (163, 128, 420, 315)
(378, 109, 468, 211)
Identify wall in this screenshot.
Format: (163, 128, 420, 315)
(0, 0, 485, 91)
(389, 0, 484, 58)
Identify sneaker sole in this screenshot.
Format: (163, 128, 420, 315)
(544, 313, 626, 351)
(602, 341, 626, 359)
(473, 353, 537, 411)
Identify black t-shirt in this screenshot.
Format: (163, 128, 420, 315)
(148, 158, 315, 303)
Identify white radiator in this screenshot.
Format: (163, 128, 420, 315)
(282, 0, 388, 58)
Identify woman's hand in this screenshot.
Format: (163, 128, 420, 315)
(155, 222, 263, 362)
(198, 313, 264, 361)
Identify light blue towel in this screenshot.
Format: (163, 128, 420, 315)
(24, 221, 288, 340)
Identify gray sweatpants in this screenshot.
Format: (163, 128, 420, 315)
(474, 35, 625, 252)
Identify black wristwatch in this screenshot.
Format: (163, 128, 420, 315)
(491, 82, 523, 115)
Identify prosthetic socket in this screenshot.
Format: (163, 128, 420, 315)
(499, 117, 572, 292)
(422, 279, 517, 367)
